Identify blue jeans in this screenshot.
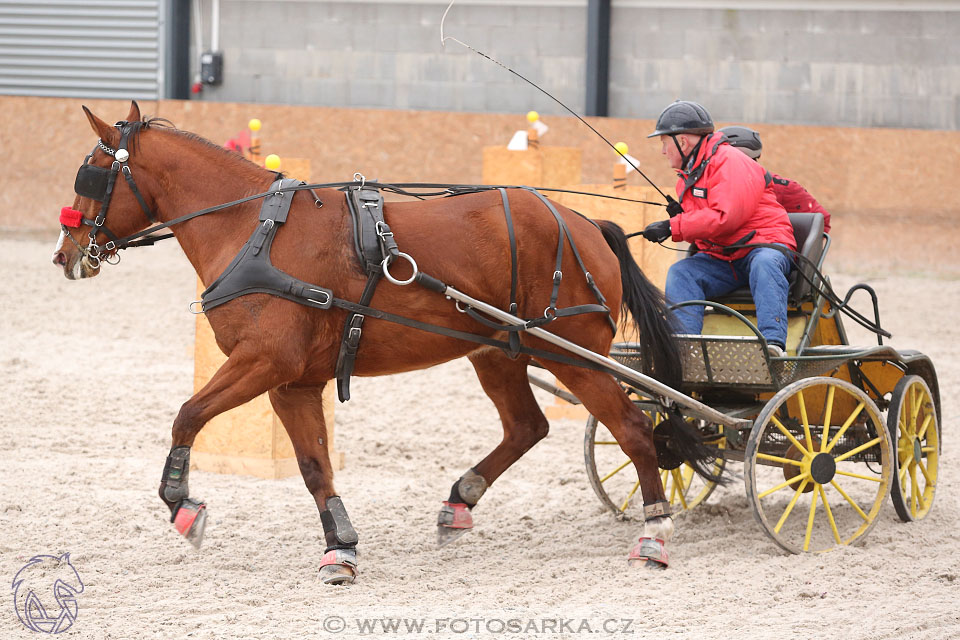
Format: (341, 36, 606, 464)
(665, 246, 792, 347)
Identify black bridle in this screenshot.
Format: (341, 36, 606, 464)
(61, 120, 157, 268)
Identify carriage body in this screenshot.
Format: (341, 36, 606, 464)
(585, 212, 941, 553)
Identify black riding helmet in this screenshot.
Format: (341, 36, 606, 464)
(718, 125, 762, 160)
(647, 100, 715, 138)
(648, 100, 715, 170)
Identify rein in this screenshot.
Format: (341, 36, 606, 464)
(104, 182, 664, 254)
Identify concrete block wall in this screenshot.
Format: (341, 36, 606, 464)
(609, 7, 960, 129)
(195, 1, 959, 130)
(200, 1, 586, 115)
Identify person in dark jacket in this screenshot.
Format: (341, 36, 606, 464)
(719, 125, 831, 232)
(643, 101, 796, 354)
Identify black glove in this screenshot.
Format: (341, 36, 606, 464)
(642, 220, 672, 243)
(665, 196, 683, 218)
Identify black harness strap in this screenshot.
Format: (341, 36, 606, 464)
(335, 185, 400, 401)
(522, 188, 617, 335)
(328, 295, 611, 374)
(499, 188, 522, 357)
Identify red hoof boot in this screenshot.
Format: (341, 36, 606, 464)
(173, 499, 207, 549)
(318, 548, 358, 585)
(628, 537, 669, 570)
(437, 501, 473, 547)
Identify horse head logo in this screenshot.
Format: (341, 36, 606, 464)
(11, 553, 84, 634)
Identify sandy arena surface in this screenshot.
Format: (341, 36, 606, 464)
(1, 233, 957, 639)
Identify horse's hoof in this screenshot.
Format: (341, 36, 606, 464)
(627, 537, 668, 569)
(436, 501, 473, 547)
(173, 498, 207, 549)
(318, 549, 358, 585)
(437, 525, 472, 548)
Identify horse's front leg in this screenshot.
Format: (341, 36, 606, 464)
(159, 346, 292, 548)
(267, 382, 358, 585)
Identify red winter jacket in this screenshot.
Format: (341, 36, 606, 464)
(669, 133, 796, 261)
(771, 174, 831, 232)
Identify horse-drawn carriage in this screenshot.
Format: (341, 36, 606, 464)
(575, 211, 941, 553)
(56, 102, 939, 583)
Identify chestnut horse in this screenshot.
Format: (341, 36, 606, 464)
(53, 102, 711, 583)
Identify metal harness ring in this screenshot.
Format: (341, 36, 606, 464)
(382, 252, 418, 286)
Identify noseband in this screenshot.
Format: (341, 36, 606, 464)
(61, 120, 157, 268)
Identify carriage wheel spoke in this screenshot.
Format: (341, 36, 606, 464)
(826, 402, 865, 452)
(821, 385, 835, 446)
(760, 472, 809, 500)
(620, 479, 641, 512)
(898, 464, 909, 488)
(835, 469, 884, 483)
(803, 483, 819, 551)
(757, 453, 804, 467)
(668, 472, 679, 504)
(600, 458, 632, 483)
(833, 436, 881, 463)
(917, 414, 933, 440)
(774, 478, 809, 533)
(909, 465, 921, 517)
(818, 484, 841, 543)
(672, 468, 690, 510)
(830, 479, 869, 521)
(910, 386, 922, 431)
(771, 416, 810, 456)
(916, 457, 934, 486)
(797, 390, 815, 450)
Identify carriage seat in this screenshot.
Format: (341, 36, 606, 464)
(697, 212, 826, 306)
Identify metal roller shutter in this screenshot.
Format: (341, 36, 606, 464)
(0, 0, 161, 99)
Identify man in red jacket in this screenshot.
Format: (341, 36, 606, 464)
(642, 101, 796, 353)
(719, 125, 831, 232)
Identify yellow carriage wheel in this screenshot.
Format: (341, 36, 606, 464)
(887, 375, 939, 522)
(745, 377, 893, 554)
(584, 407, 724, 519)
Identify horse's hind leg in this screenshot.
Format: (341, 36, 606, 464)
(437, 348, 549, 546)
(159, 348, 291, 548)
(268, 382, 358, 585)
(538, 361, 674, 569)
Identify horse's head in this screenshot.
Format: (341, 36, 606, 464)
(52, 101, 163, 279)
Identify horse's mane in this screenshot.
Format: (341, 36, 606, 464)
(129, 116, 268, 181)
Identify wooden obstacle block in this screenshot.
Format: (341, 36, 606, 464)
(482, 145, 581, 188)
(544, 184, 678, 422)
(190, 158, 342, 479)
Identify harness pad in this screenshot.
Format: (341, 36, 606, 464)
(347, 186, 399, 272)
(200, 178, 333, 312)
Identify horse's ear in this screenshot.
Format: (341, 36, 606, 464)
(126, 100, 141, 124)
(82, 105, 120, 147)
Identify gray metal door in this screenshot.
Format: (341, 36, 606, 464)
(0, 0, 161, 99)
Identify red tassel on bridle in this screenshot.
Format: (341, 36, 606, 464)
(60, 206, 83, 228)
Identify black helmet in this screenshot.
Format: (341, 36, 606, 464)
(647, 100, 714, 138)
(719, 125, 762, 159)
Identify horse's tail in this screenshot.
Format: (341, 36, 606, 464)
(596, 220, 726, 485)
(596, 219, 681, 389)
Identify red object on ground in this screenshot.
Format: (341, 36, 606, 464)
(59, 207, 83, 228)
